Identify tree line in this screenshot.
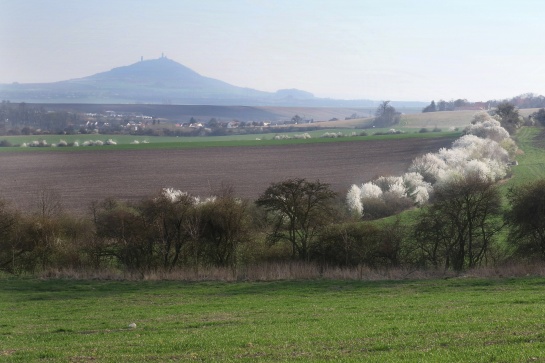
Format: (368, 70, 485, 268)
(1, 174, 545, 275)
(422, 93, 545, 113)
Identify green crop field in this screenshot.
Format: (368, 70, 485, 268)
(507, 127, 545, 185)
(2, 277, 545, 362)
(0, 128, 460, 152)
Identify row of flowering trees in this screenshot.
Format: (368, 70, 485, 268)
(346, 112, 517, 219)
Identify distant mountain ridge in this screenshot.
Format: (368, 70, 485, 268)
(0, 57, 426, 107)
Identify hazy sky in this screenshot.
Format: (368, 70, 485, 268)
(2, 0, 545, 102)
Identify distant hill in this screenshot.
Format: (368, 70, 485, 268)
(0, 57, 426, 107)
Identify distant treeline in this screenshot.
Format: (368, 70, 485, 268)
(0, 100, 81, 134)
(422, 93, 545, 113)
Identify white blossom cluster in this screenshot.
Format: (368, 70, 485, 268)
(21, 139, 119, 147)
(160, 187, 216, 205)
(273, 133, 312, 140)
(321, 132, 345, 138)
(21, 140, 49, 147)
(346, 112, 516, 217)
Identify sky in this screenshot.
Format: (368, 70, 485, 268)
(2, 0, 545, 102)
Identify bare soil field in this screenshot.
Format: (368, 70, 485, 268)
(0, 137, 455, 215)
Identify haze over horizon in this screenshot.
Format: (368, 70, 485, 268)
(2, 0, 545, 103)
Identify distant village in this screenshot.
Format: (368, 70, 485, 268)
(80, 110, 313, 135)
(0, 101, 321, 136)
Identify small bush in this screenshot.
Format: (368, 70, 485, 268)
(374, 129, 403, 136)
(419, 128, 429, 133)
(0, 140, 13, 147)
(362, 194, 413, 220)
(310, 223, 382, 267)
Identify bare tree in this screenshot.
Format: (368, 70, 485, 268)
(413, 176, 503, 271)
(35, 186, 62, 218)
(506, 179, 545, 259)
(373, 101, 400, 127)
(256, 178, 337, 260)
(198, 188, 249, 267)
(494, 102, 523, 134)
(139, 191, 197, 270)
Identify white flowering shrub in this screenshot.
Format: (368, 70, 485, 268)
(452, 135, 509, 163)
(293, 133, 312, 139)
(464, 119, 510, 143)
(161, 187, 189, 202)
(389, 179, 407, 199)
(409, 153, 448, 184)
(160, 187, 217, 206)
(81, 140, 108, 146)
(412, 185, 430, 205)
(26, 140, 49, 147)
(193, 196, 217, 205)
(437, 147, 469, 169)
(402, 172, 432, 204)
(321, 132, 345, 138)
(346, 184, 363, 216)
(360, 182, 383, 199)
(464, 159, 494, 182)
(470, 111, 491, 124)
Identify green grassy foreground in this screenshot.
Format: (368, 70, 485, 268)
(2, 277, 545, 362)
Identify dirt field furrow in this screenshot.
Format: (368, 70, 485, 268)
(0, 137, 455, 214)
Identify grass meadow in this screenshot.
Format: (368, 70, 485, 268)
(2, 277, 545, 362)
(506, 126, 545, 185)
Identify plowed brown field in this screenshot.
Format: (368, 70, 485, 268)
(0, 137, 455, 214)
